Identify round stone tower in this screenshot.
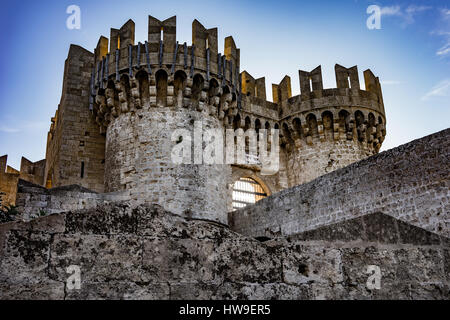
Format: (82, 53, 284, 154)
(277, 65, 386, 187)
(90, 17, 241, 224)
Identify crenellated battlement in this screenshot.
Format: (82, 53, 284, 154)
(91, 16, 242, 134)
(93, 17, 240, 81)
(233, 65, 386, 154)
(275, 64, 384, 113)
(90, 17, 386, 152)
(273, 65, 385, 153)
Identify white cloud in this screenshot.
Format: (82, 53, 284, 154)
(0, 126, 20, 133)
(0, 121, 47, 134)
(380, 4, 432, 26)
(432, 8, 450, 57)
(437, 43, 450, 56)
(421, 79, 450, 101)
(406, 5, 432, 14)
(404, 5, 432, 24)
(380, 6, 402, 16)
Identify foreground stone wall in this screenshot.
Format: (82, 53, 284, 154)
(0, 203, 448, 300)
(230, 128, 450, 238)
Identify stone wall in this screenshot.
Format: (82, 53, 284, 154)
(14, 179, 129, 221)
(284, 139, 372, 187)
(105, 108, 230, 224)
(230, 128, 450, 238)
(0, 203, 448, 300)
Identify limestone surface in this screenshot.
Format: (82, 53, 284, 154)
(0, 203, 448, 300)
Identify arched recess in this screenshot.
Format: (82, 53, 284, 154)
(105, 80, 118, 112)
(209, 78, 219, 100)
(155, 69, 168, 107)
(338, 110, 350, 137)
(292, 117, 303, 139)
(107, 79, 116, 90)
(232, 176, 270, 210)
(244, 116, 251, 131)
(192, 74, 204, 103)
(322, 111, 334, 141)
(220, 85, 231, 115)
(282, 122, 294, 147)
(378, 116, 383, 125)
(136, 70, 150, 104)
(367, 112, 376, 142)
(306, 113, 318, 140)
(355, 110, 365, 142)
(244, 116, 252, 153)
(255, 118, 261, 133)
(120, 74, 131, 102)
(233, 113, 241, 130)
(174, 70, 187, 107)
(254, 118, 262, 144)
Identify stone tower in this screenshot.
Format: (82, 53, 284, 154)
(91, 17, 240, 224)
(230, 65, 386, 192)
(274, 65, 386, 186)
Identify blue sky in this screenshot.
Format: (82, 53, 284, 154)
(0, 0, 449, 169)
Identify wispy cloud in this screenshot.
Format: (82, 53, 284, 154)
(380, 6, 402, 17)
(0, 120, 47, 134)
(437, 43, 450, 56)
(431, 8, 450, 57)
(0, 126, 20, 133)
(421, 79, 450, 101)
(380, 4, 432, 26)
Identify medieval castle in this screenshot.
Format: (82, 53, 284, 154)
(0, 16, 386, 224)
(0, 16, 448, 300)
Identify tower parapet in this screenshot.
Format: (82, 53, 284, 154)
(276, 64, 385, 150)
(91, 17, 241, 135)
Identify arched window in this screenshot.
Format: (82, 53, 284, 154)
(232, 177, 267, 210)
